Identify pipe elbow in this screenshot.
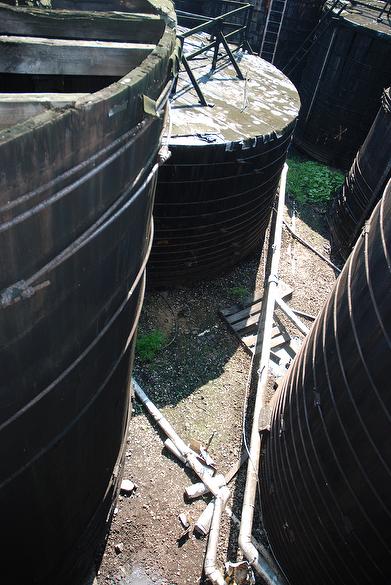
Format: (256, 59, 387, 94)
(239, 534, 258, 566)
(204, 566, 226, 585)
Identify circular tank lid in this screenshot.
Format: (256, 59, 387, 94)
(328, 0, 391, 38)
(169, 30, 300, 147)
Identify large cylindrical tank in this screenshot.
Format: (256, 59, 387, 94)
(294, 0, 391, 168)
(260, 0, 324, 85)
(148, 34, 300, 287)
(261, 179, 391, 585)
(0, 1, 176, 584)
(329, 87, 391, 260)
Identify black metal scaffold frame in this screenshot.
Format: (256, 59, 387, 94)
(172, 0, 254, 106)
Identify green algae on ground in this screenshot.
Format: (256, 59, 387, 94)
(136, 329, 167, 362)
(229, 286, 250, 303)
(287, 156, 344, 205)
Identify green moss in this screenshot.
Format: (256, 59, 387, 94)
(287, 156, 344, 205)
(136, 329, 167, 362)
(229, 286, 249, 303)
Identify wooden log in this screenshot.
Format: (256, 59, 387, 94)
(0, 35, 154, 77)
(0, 93, 87, 129)
(0, 5, 164, 44)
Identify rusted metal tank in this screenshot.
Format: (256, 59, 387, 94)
(294, 0, 391, 168)
(0, 1, 176, 584)
(261, 179, 391, 585)
(148, 28, 300, 287)
(329, 87, 391, 260)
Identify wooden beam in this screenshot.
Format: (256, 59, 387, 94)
(52, 0, 157, 13)
(0, 5, 164, 43)
(0, 35, 155, 76)
(275, 296, 310, 336)
(0, 93, 87, 129)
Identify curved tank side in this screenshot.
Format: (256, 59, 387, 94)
(294, 1, 391, 168)
(261, 0, 324, 86)
(0, 1, 177, 583)
(148, 45, 300, 287)
(329, 87, 391, 260)
(261, 179, 391, 585)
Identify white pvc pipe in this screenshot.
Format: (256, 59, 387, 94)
(186, 474, 226, 500)
(133, 378, 230, 584)
(238, 165, 289, 585)
(204, 486, 230, 585)
(133, 379, 226, 497)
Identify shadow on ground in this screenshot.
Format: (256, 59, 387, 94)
(133, 240, 264, 410)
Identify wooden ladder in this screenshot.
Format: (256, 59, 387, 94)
(259, 0, 288, 64)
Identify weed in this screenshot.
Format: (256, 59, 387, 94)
(136, 329, 167, 362)
(287, 156, 344, 205)
(229, 286, 249, 303)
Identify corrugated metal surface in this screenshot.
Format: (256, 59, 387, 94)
(329, 87, 391, 260)
(148, 40, 300, 287)
(294, 0, 391, 168)
(261, 179, 391, 585)
(0, 1, 176, 583)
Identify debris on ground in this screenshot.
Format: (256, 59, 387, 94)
(96, 198, 340, 584)
(114, 543, 124, 555)
(225, 560, 255, 584)
(120, 480, 136, 496)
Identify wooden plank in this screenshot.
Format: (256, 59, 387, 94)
(275, 296, 310, 336)
(292, 308, 316, 321)
(0, 35, 154, 77)
(53, 0, 157, 13)
(270, 333, 290, 350)
(0, 93, 87, 129)
(244, 332, 290, 350)
(220, 281, 293, 322)
(0, 6, 164, 44)
(231, 311, 260, 333)
(224, 451, 248, 484)
(225, 299, 262, 325)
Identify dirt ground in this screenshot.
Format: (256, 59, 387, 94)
(95, 194, 341, 585)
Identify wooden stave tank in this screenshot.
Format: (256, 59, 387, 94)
(148, 37, 300, 287)
(0, 1, 176, 584)
(329, 87, 391, 260)
(261, 0, 325, 86)
(294, 0, 391, 169)
(261, 179, 391, 585)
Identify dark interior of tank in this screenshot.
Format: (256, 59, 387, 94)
(0, 72, 120, 93)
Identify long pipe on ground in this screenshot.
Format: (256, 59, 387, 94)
(204, 486, 231, 585)
(132, 379, 226, 497)
(134, 378, 232, 584)
(238, 164, 289, 585)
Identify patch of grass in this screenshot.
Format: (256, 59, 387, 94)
(229, 286, 249, 303)
(287, 156, 344, 205)
(136, 329, 167, 362)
